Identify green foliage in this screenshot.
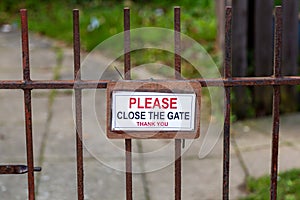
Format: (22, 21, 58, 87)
(0, 0, 217, 84)
(1, 0, 218, 94)
(241, 169, 300, 200)
(0, 0, 216, 52)
(274, 0, 282, 6)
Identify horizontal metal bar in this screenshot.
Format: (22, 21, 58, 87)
(0, 165, 41, 174)
(199, 76, 300, 87)
(0, 80, 107, 89)
(1, 76, 300, 90)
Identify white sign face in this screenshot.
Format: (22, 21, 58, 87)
(111, 91, 196, 131)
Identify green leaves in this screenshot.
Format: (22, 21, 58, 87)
(242, 169, 300, 200)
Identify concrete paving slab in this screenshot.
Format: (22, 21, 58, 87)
(278, 146, 300, 172)
(237, 146, 300, 178)
(145, 155, 245, 200)
(235, 113, 300, 146)
(36, 158, 146, 200)
(240, 116, 273, 136)
(0, 91, 25, 125)
(237, 147, 271, 178)
(30, 48, 56, 80)
(229, 158, 248, 200)
(0, 174, 28, 200)
(238, 145, 300, 178)
(0, 91, 49, 161)
(139, 120, 227, 167)
(182, 157, 246, 200)
(0, 31, 55, 80)
(232, 121, 271, 151)
(59, 48, 74, 80)
(0, 112, 26, 161)
(183, 134, 225, 160)
(42, 95, 76, 158)
(0, 32, 22, 80)
(233, 115, 300, 179)
(83, 159, 146, 200)
(294, 143, 300, 150)
(182, 158, 223, 200)
(0, 125, 26, 162)
(144, 160, 174, 200)
(279, 113, 300, 144)
(36, 160, 77, 200)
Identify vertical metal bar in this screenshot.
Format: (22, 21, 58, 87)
(174, 6, 181, 80)
(224, 7, 232, 79)
(174, 6, 182, 200)
(24, 90, 35, 200)
(174, 139, 181, 200)
(124, 7, 131, 81)
(273, 7, 282, 79)
(223, 6, 232, 200)
(124, 7, 133, 200)
(73, 9, 84, 200)
(21, 10, 30, 81)
(270, 6, 282, 200)
(74, 10, 81, 81)
(20, 9, 35, 200)
(125, 139, 132, 200)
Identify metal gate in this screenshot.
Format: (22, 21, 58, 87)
(0, 5, 295, 200)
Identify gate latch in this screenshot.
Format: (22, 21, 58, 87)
(0, 165, 42, 174)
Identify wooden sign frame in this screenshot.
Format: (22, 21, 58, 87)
(106, 80, 201, 139)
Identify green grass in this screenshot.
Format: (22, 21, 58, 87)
(0, 0, 216, 52)
(0, 0, 218, 79)
(241, 169, 300, 200)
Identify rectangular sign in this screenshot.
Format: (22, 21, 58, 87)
(111, 91, 196, 131)
(106, 80, 201, 139)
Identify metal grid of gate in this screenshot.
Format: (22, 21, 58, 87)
(0, 5, 296, 200)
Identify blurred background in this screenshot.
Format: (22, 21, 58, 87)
(1, 1, 300, 199)
(1, 0, 298, 120)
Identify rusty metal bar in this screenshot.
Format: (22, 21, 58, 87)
(23, 90, 34, 200)
(125, 139, 132, 200)
(0, 80, 106, 89)
(174, 6, 181, 80)
(20, 9, 35, 200)
(124, 7, 131, 81)
(197, 76, 300, 87)
(273, 7, 282, 79)
(0, 165, 41, 174)
(224, 7, 232, 79)
(21, 10, 30, 82)
(223, 6, 232, 200)
(5, 76, 300, 90)
(174, 139, 181, 200)
(174, 6, 182, 200)
(270, 6, 282, 200)
(124, 7, 133, 200)
(73, 9, 84, 200)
